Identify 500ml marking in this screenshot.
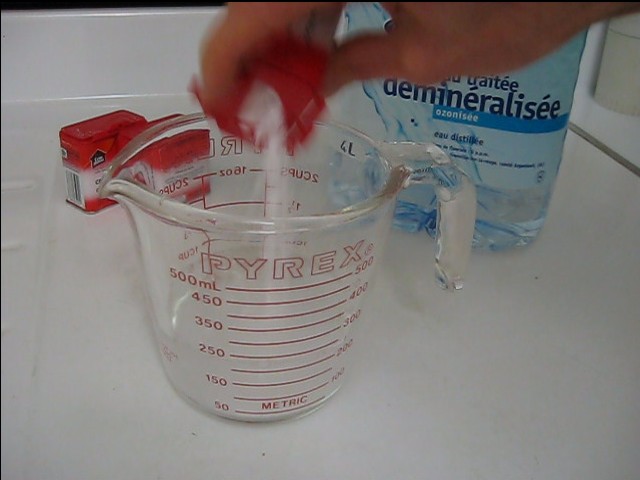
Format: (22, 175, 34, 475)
(169, 267, 221, 292)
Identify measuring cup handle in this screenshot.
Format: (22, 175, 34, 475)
(431, 165, 476, 290)
(380, 142, 476, 290)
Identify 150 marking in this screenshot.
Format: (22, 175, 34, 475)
(205, 374, 228, 386)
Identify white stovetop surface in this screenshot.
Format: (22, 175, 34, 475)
(2, 8, 639, 480)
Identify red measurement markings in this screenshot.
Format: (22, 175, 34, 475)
(235, 396, 326, 416)
(228, 312, 343, 333)
(234, 381, 329, 401)
(205, 200, 264, 210)
(194, 172, 218, 181)
(227, 285, 349, 306)
(263, 170, 281, 217)
(228, 325, 342, 346)
(263, 177, 270, 217)
(230, 354, 335, 374)
(188, 197, 205, 207)
(229, 339, 339, 359)
(231, 367, 332, 387)
(226, 271, 353, 293)
(227, 299, 346, 320)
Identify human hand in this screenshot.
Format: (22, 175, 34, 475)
(198, 2, 640, 111)
(198, 3, 342, 109)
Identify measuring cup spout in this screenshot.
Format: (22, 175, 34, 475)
(379, 142, 476, 290)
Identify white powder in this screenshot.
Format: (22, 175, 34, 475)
(238, 81, 290, 219)
(237, 81, 293, 271)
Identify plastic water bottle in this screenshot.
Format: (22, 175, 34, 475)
(332, 3, 587, 251)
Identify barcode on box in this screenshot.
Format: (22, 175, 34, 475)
(65, 168, 85, 208)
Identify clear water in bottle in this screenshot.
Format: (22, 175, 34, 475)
(333, 3, 587, 251)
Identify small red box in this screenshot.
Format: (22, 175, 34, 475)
(60, 110, 147, 212)
(124, 128, 212, 202)
(113, 113, 182, 151)
(61, 110, 212, 213)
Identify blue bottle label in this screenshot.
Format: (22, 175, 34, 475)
(336, 3, 586, 190)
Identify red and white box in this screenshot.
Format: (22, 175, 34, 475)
(123, 126, 212, 203)
(60, 111, 211, 212)
(60, 110, 146, 212)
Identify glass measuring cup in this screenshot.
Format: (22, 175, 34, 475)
(98, 112, 476, 422)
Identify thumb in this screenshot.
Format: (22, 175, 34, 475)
(323, 32, 450, 96)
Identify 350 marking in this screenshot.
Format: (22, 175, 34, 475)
(195, 316, 223, 330)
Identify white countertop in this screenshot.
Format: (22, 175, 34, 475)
(2, 8, 640, 480)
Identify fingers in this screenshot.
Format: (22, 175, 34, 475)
(198, 3, 336, 107)
(199, 2, 640, 110)
(324, 31, 452, 97)
(198, 7, 278, 107)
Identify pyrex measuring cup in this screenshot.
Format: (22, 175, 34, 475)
(98, 112, 476, 422)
